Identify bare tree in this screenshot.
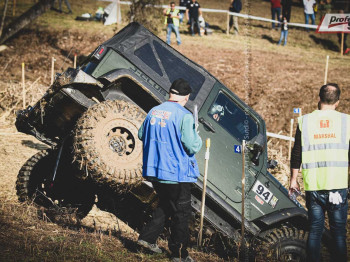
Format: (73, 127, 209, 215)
(129, 0, 162, 33)
(0, 0, 10, 39)
(0, 0, 54, 45)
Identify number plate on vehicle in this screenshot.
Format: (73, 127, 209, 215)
(252, 180, 273, 203)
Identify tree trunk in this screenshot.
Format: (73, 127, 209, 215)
(0, 0, 54, 45)
(0, 0, 10, 39)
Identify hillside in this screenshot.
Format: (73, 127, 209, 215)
(0, 0, 349, 261)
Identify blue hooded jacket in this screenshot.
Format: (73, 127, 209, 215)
(140, 101, 200, 182)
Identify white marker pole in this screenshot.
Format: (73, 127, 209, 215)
(74, 54, 77, 69)
(226, 11, 230, 35)
(241, 140, 246, 245)
(199, 138, 210, 246)
(22, 62, 25, 109)
(324, 55, 329, 85)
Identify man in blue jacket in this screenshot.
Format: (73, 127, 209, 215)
(137, 78, 202, 262)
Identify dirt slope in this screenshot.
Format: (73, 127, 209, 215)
(0, 6, 349, 260)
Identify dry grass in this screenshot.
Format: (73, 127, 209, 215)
(0, 0, 349, 261)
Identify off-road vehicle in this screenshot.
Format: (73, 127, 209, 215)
(15, 22, 331, 260)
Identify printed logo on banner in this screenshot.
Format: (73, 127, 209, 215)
(316, 13, 350, 33)
(234, 145, 241, 154)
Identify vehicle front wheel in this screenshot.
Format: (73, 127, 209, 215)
(16, 149, 95, 222)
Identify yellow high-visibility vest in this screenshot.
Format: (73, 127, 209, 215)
(164, 8, 180, 27)
(298, 110, 350, 190)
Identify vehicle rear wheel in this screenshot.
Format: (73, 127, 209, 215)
(16, 149, 95, 222)
(73, 100, 146, 188)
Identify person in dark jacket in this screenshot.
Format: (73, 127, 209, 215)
(186, 0, 202, 36)
(281, 0, 292, 22)
(229, 0, 242, 35)
(137, 78, 202, 262)
(179, 0, 191, 23)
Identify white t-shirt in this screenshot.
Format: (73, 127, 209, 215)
(303, 0, 315, 14)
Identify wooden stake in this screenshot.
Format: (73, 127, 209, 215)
(241, 140, 246, 247)
(51, 57, 55, 85)
(341, 33, 344, 56)
(22, 62, 25, 108)
(324, 55, 329, 84)
(74, 54, 77, 69)
(198, 138, 210, 246)
(288, 119, 294, 160)
(226, 12, 230, 35)
(13, 0, 16, 17)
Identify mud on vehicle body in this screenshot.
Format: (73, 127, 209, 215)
(15, 22, 331, 260)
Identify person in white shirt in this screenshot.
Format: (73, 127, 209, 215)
(303, 0, 316, 26)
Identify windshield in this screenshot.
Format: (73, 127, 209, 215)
(208, 91, 258, 141)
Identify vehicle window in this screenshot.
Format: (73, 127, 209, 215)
(208, 92, 258, 141)
(134, 43, 163, 76)
(153, 41, 204, 100)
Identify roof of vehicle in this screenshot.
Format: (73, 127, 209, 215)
(100, 22, 216, 110)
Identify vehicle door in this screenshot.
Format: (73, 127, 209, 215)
(196, 82, 266, 215)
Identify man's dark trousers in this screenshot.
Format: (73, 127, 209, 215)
(306, 189, 348, 262)
(138, 182, 192, 258)
(190, 17, 201, 36)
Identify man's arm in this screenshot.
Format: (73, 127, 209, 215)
(289, 125, 302, 194)
(186, 8, 189, 20)
(199, 7, 202, 16)
(138, 121, 145, 140)
(180, 114, 202, 155)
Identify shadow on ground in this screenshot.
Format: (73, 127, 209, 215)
(262, 34, 276, 44)
(309, 34, 339, 52)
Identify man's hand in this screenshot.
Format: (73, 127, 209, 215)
(289, 168, 300, 196)
(289, 179, 300, 195)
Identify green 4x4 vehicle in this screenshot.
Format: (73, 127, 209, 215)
(15, 22, 331, 260)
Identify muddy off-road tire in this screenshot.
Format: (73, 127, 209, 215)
(254, 225, 307, 261)
(73, 100, 146, 188)
(254, 225, 330, 262)
(16, 149, 95, 221)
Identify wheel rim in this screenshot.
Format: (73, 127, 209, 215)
(98, 118, 142, 165)
(107, 127, 135, 156)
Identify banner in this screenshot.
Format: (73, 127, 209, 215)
(316, 13, 350, 33)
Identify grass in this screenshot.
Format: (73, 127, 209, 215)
(0, 0, 349, 261)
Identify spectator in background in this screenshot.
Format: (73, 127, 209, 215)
(164, 2, 181, 45)
(277, 16, 288, 46)
(53, 0, 73, 14)
(337, 9, 350, 55)
(179, 0, 190, 23)
(281, 0, 292, 22)
(318, 0, 332, 21)
(303, 0, 316, 27)
(186, 0, 202, 36)
(271, 0, 282, 29)
(229, 0, 242, 35)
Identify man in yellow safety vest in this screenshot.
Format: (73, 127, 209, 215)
(164, 2, 181, 45)
(290, 83, 350, 262)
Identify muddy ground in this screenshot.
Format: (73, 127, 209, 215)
(0, 15, 350, 261)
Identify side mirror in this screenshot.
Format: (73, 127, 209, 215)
(247, 134, 265, 166)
